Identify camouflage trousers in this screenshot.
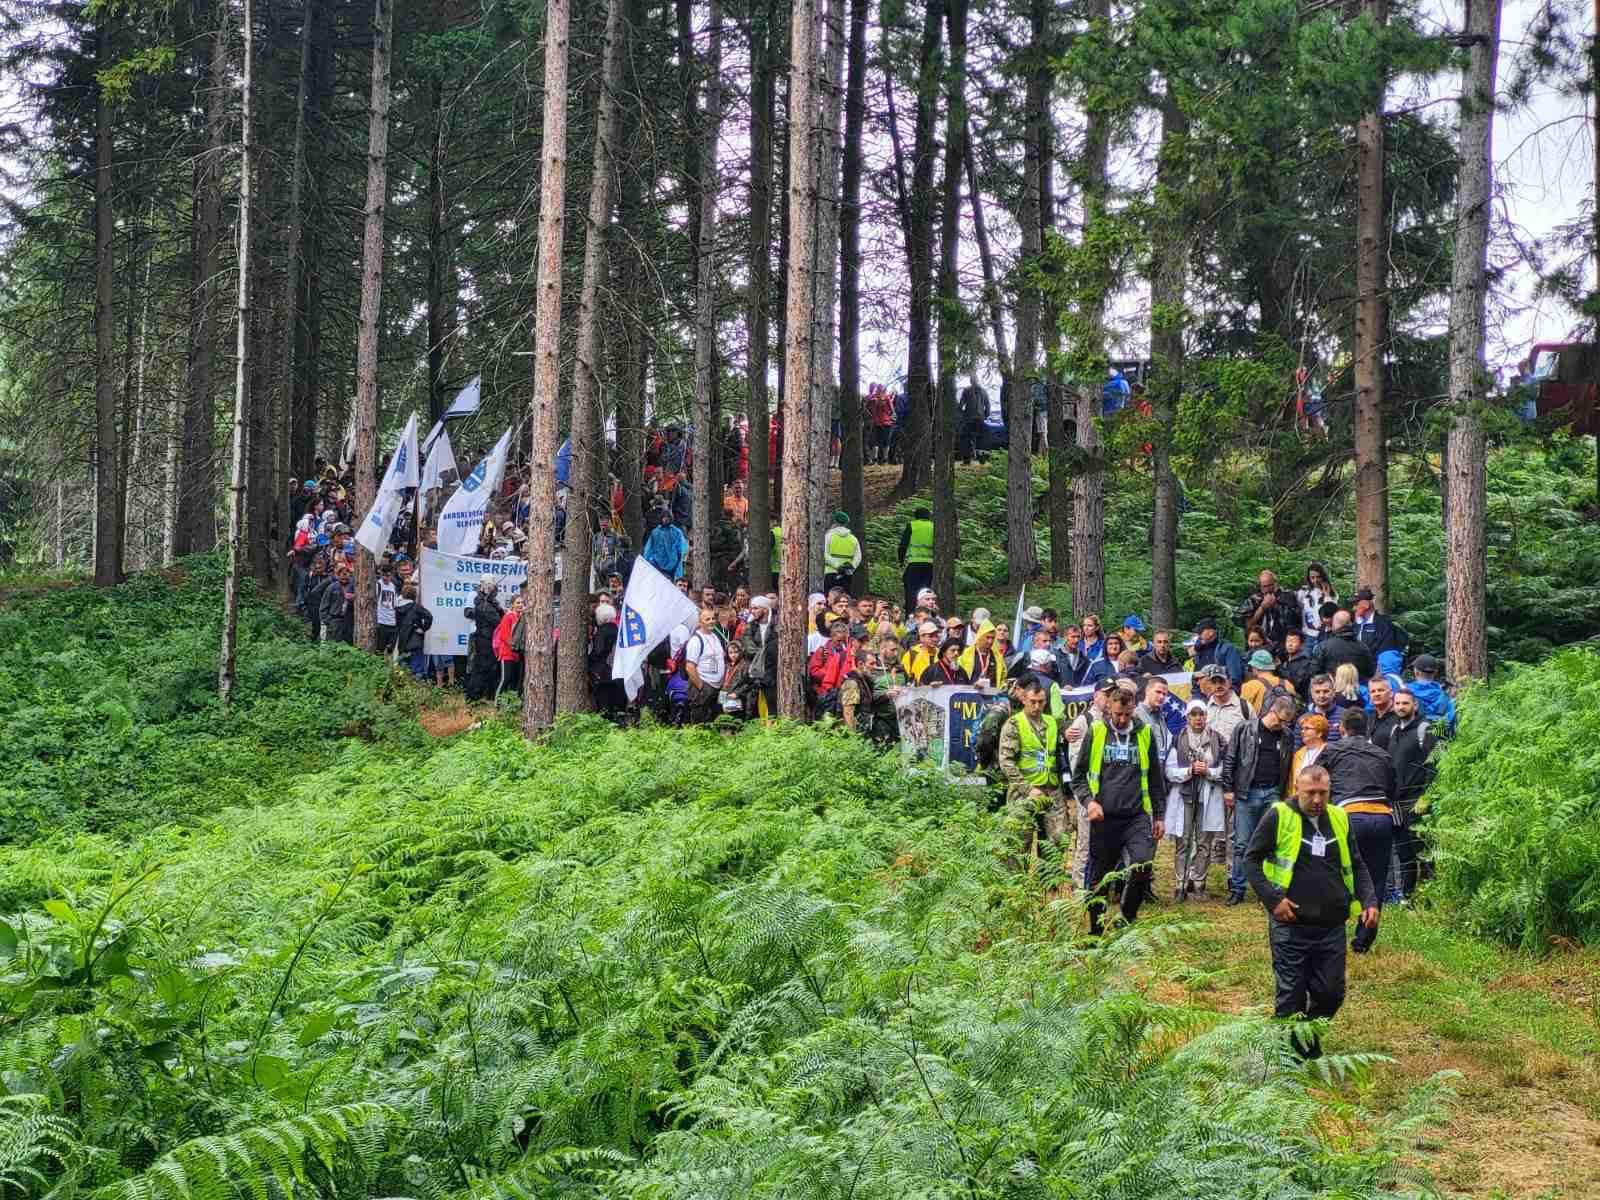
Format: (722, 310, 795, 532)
(1002, 785, 1072, 869)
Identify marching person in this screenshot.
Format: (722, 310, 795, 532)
(1388, 687, 1439, 899)
(1245, 763, 1379, 1058)
(1070, 684, 1166, 935)
(461, 576, 504, 701)
(1164, 699, 1226, 902)
(1318, 707, 1397, 952)
(1220, 696, 1297, 905)
(822, 510, 863, 596)
(997, 676, 1064, 866)
(898, 506, 935, 610)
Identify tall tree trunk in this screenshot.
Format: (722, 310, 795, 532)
(1353, 0, 1390, 605)
(778, 0, 819, 717)
(692, 0, 724, 589)
(291, 0, 330, 475)
(220, 0, 256, 706)
(807, 0, 845, 585)
(117, 216, 138, 576)
(836, 0, 870, 593)
(557, 0, 627, 714)
(93, 29, 119, 586)
(1149, 93, 1188, 632)
(1445, 0, 1499, 682)
(1070, 0, 1111, 618)
(426, 77, 452, 426)
(277, 0, 314, 585)
(244, 0, 280, 589)
(352, 0, 394, 651)
(747, 0, 777, 591)
(521, 0, 571, 734)
(178, 3, 227, 558)
(1007, 0, 1047, 587)
(1042, 84, 1068, 582)
(932, 0, 966, 606)
(964, 131, 1010, 378)
(890, 0, 944, 500)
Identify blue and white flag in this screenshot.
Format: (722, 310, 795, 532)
(612, 555, 703, 701)
(443, 375, 481, 420)
(436, 425, 511, 556)
(354, 413, 419, 556)
(420, 426, 457, 492)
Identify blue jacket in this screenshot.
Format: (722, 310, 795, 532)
(1194, 637, 1245, 687)
(643, 523, 689, 580)
(1406, 679, 1457, 734)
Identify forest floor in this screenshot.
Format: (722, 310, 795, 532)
(1134, 857, 1600, 1198)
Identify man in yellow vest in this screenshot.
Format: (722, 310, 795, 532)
(1069, 685, 1166, 934)
(1244, 763, 1379, 1058)
(897, 506, 935, 611)
(997, 676, 1065, 866)
(822, 510, 863, 596)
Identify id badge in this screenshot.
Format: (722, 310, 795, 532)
(1310, 834, 1327, 858)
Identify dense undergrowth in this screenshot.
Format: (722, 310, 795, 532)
(0, 712, 1448, 1199)
(1423, 644, 1600, 950)
(867, 434, 1600, 665)
(0, 556, 422, 844)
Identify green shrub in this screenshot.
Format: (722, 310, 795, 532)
(1422, 643, 1600, 950)
(0, 719, 1445, 1198)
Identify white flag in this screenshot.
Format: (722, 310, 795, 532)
(612, 555, 703, 701)
(355, 413, 419, 556)
(420, 427, 457, 491)
(443, 375, 481, 420)
(339, 411, 357, 471)
(436, 425, 512, 556)
(421, 418, 444, 455)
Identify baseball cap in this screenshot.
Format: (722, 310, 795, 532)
(1248, 649, 1275, 669)
(1023, 605, 1045, 621)
(1094, 677, 1119, 694)
(917, 588, 937, 602)
(1354, 586, 1375, 601)
(1196, 664, 1228, 681)
(1412, 653, 1440, 674)
(1028, 648, 1054, 667)
(1121, 614, 1145, 632)
(1194, 616, 1218, 634)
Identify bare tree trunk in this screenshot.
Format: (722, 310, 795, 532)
(1042, 90, 1068, 583)
(1007, 0, 1047, 588)
(292, 0, 330, 475)
(889, 0, 944, 500)
(778, 0, 819, 717)
(1445, 0, 1499, 682)
(932, 0, 966, 606)
(836, 0, 870, 593)
(220, 0, 256, 706)
(1149, 94, 1188, 632)
(1070, 0, 1110, 618)
(521, 0, 571, 734)
(178, 3, 228, 558)
(276, 0, 314, 591)
(426, 77, 452, 426)
(964, 130, 1010, 378)
(352, 0, 394, 651)
(1353, 0, 1390, 606)
(807, 0, 844, 585)
(93, 29, 119, 586)
(747, 0, 777, 590)
(556, 0, 627, 714)
(692, 0, 724, 589)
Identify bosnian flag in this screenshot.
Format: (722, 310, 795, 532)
(355, 413, 419, 556)
(436, 425, 511, 556)
(612, 555, 703, 700)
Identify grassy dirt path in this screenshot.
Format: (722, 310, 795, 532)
(1131, 858, 1600, 1197)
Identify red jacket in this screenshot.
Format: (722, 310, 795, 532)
(808, 642, 856, 694)
(493, 611, 522, 662)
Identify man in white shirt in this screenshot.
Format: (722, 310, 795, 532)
(683, 606, 728, 725)
(374, 565, 399, 655)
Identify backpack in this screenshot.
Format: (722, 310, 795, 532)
(974, 706, 1010, 770)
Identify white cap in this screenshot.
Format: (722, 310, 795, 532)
(971, 607, 991, 624)
(808, 592, 825, 606)
(749, 595, 771, 611)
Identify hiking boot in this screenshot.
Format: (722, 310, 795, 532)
(1223, 893, 1245, 907)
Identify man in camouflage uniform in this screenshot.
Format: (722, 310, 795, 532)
(997, 676, 1066, 866)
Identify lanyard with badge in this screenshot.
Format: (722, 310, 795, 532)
(1303, 826, 1328, 857)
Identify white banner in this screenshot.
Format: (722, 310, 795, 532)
(436, 425, 511, 556)
(355, 413, 419, 556)
(418, 547, 530, 656)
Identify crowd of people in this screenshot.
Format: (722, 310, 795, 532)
(287, 451, 1454, 1057)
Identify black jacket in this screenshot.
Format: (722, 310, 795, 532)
(1136, 650, 1181, 676)
(320, 578, 354, 642)
(1246, 800, 1379, 927)
(1221, 717, 1294, 797)
(1369, 709, 1399, 749)
(395, 601, 433, 654)
(1310, 629, 1376, 681)
(1388, 714, 1438, 806)
(1278, 649, 1315, 699)
(1235, 589, 1294, 649)
(588, 622, 618, 681)
(1319, 735, 1396, 807)
(1070, 719, 1165, 819)
(463, 593, 505, 641)
(1357, 612, 1409, 658)
(740, 617, 779, 688)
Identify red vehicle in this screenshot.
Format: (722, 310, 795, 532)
(1526, 342, 1600, 436)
